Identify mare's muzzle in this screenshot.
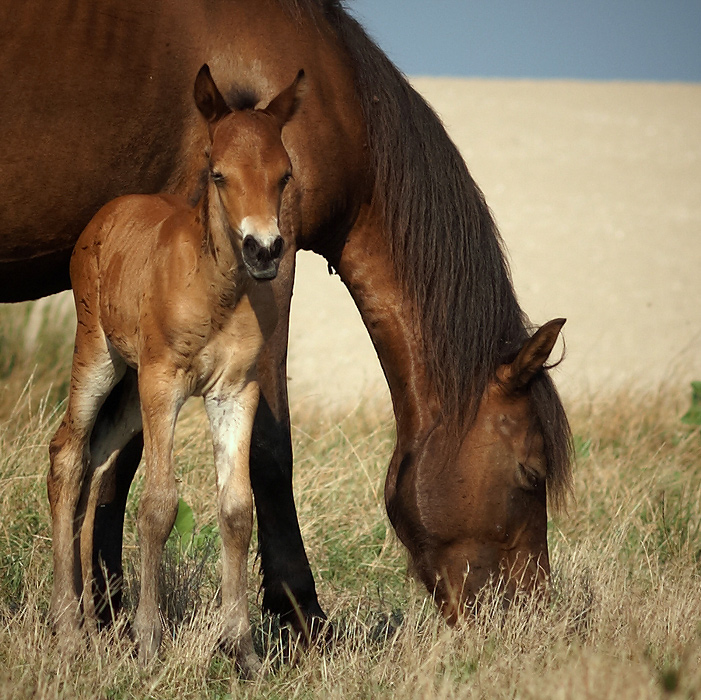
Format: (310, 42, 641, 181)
(242, 234, 284, 280)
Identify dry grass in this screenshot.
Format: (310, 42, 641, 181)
(0, 296, 700, 699)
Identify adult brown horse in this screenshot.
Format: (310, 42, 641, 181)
(1, 0, 572, 632)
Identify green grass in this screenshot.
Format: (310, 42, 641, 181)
(0, 294, 700, 698)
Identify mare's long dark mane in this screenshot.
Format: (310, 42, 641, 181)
(283, 0, 572, 507)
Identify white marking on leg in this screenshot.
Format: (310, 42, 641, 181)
(204, 381, 259, 670)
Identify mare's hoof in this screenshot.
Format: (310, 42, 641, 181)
(281, 610, 334, 647)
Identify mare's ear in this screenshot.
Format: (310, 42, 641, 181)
(263, 69, 306, 129)
(498, 318, 566, 393)
(194, 64, 231, 126)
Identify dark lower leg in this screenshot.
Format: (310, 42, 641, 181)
(250, 395, 326, 634)
(249, 251, 327, 638)
(92, 432, 143, 625)
(87, 371, 143, 626)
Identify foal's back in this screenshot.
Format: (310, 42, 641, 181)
(71, 193, 223, 373)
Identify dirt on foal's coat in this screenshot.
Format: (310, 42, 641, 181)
(47, 65, 305, 674)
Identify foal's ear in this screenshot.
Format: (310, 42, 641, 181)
(263, 69, 306, 129)
(498, 318, 566, 392)
(194, 64, 231, 126)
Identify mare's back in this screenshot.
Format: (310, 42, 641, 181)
(0, 0, 366, 303)
(1, 1, 196, 266)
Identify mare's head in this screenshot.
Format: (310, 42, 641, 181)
(388, 318, 572, 623)
(194, 64, 305, 280)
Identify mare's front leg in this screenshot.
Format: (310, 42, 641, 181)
(81, 369, 143, 626)
(204, 380, 261, 677)
(248, 251, 327, 637)
(133, 363, 185, 664)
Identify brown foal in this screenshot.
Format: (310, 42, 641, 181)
(47, 65, 305, 673)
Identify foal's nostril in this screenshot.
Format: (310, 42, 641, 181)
(270, 236, 284, 260)
(243, 235, 258, 255)
(242, 233, 282, 279)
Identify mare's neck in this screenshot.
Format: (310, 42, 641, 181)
(335, 210, 440, 443)
(336, 209, 449, 514)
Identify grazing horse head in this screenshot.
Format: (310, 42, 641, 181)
(385, 318, 571, 623)
(193, 64, 305, 280)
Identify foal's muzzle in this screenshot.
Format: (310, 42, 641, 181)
(242, 234, 284, 280)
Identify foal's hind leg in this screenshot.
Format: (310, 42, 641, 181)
(79, 369, 142, 627)
(204, 381, 262, 677)
(48, 330, 125, 636)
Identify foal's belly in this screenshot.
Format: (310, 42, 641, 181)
(101, 303, 263, 396)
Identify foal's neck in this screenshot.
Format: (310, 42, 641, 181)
(200, 186, 246, 268)
(196, 186, 248, 301)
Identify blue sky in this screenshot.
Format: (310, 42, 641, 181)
(348, 1, 701, 81)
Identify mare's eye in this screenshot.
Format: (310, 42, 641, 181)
(279, 172, 292, 189)
(517, 462, 541, 490)
(211, 170, 225, 186)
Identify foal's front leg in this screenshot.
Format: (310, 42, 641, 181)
(133, 364, 185, 664)
(204, 380, 261, 677)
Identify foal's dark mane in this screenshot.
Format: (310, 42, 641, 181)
(279, 0, 573, 507)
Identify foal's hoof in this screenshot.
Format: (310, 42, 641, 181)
(218, 636, 265, 680)
(50, 599, 84, 655)
(53, 626, 85, 660)
(137, 638, 160, 666)
(133, 623, 162, 665)
(236, 650, 265, 680)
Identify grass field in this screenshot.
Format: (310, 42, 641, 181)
(0, 294, 699, 699)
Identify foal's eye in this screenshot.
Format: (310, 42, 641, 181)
(211, 170, 225, 186)
(279, 172, 292, 189)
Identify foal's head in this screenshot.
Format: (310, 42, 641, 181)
(194, 64, 305, 280)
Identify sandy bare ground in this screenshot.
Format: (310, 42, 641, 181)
(288, 79, 701, 411)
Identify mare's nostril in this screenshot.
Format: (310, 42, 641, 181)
(270, 236, 284, 259)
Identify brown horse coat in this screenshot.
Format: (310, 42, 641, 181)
(47, 66, 303, 671)
(2, 0, 572, 633)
